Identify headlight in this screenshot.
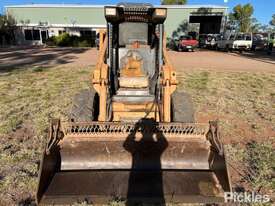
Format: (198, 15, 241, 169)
(154, 8, 167, 16)
(105, 7, 116, 16)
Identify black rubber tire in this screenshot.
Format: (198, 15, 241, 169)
(225, 45, 230, 52)
(251, 45, 256, 51)
(171, 91, 195, 123)
(70, 88, 99, 121)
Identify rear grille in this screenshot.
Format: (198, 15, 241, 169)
(121, 6, 152, 22)
(124, 13, 150, 22)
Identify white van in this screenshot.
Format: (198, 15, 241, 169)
(217, 33, 253, 52)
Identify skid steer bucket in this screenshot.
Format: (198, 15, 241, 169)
(36, 119, 231, 205)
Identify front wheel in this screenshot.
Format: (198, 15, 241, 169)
(171, 91, 195, 123)
(70, 88, 99, 121)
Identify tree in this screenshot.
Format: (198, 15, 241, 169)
(161, 0, 187, 5)
(0, 14, 16, 45)
(230, 4, 254, 32)
(251, 18, 261, 33)
(270, 14, 275, 26)
(0, 14, 15, 30)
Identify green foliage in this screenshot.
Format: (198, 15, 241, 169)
(230, 4, 254, 32)
(0, 14, 15, 31)
(270, 14, 275, 26)
(77, 40, 90, 47)
(161, 0, 187, 5)
(46, 33, 93, 47)
(54, 32, 71, 46)
(0, 14, 16, 45)
(251, 18, 262, 33)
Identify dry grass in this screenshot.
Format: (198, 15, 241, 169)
(178, 71, 275, 143)
(0, 67, 274, 205)
(178, 70, 275, 202)
(0, 66, 91, 204)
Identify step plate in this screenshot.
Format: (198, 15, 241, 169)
(112, 95, 155, 103)
(116, 88, 150, 96)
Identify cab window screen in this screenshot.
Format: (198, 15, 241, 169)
(119, 22, 148, 46)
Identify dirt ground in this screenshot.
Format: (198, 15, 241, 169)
(0, 46, 97, 71)
(169, 49, 275, 72)
(0, 47, 274, 205)
(0, 46, 274, 72)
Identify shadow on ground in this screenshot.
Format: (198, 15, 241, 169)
(18, 197, 36, 206)
(0, 46, 89, 72)
(229, 50, 275, 65)
(123, 118, 168, 205)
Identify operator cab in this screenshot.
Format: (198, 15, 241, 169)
(104, 3, 167, 121)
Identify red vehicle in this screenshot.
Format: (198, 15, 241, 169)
(177, 35, 199, 52)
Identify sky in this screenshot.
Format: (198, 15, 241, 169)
(0, 0, 274, 25)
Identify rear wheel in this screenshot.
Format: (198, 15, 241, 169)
(171, 91, 195, 123)
(70, 88, 99, 121)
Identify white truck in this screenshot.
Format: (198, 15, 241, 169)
(217, 33, 253, 52)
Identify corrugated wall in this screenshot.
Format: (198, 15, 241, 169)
(7, 7, 106, 26)
(7, 6, 226, 37)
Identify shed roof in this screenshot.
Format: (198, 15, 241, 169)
(5, 4, 228, 9)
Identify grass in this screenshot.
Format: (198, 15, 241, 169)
(180, 70, 275, 203)
(185, 71, 209, 91)
(178, 71, 275, 143)
(226, 140, 275, 194)
(0, 67, 274, 204)
(245, 141, 275, 192)
(0, 66, 91, 204)
(0, 66, 91, 135)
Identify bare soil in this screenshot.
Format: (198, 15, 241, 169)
(1, 46, 274, 73)
(0, 46, 97, 71)
(168, 49, 275, 73)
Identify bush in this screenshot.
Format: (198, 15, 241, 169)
(78, 40, 90, 47)
(55, 33, 71, 46)
(46, 33, 94, 47)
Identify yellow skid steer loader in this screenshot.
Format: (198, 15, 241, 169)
(36, 3, 231, 205)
